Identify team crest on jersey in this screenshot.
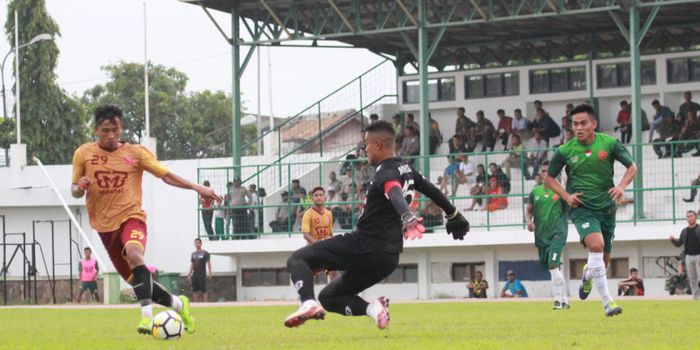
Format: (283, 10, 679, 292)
(571, 156, 579, 163)
(598, 150, 608, 160)
(534, 196, 540, 201)
(584, 150, 592, 157)
(94, 170, 128, 189)
(122, 156, 136, 166)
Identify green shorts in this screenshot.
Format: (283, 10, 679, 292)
(570, 206, 617, 253)
(537, 231, 568, 271)
(80, 281, 98, 293)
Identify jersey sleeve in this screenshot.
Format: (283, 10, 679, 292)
(138, 146, 169, 178)
(374, 166, 401, 188)
(547, 148, 566, 178)
(204, 252, 210, 262)
(71, 147, 86, 183)
(528, 190, 535, 206)
(301, 210, 311, 233)
(611, 140, 634, 168)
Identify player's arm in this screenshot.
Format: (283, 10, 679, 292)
(608, 141, 637, 202)
(207, 253, 212, 279)
(71, 148, 91, 198)
(413, 172, 470, 240)
(544, 149, 583, 208)
(187, 261, 194, 282)
(669, 231, 685, 247)
(525, 192, 535, 232)
(301, 210, 316, 244)
(384, 181, 425, 240)
(77, 261, 82, 280)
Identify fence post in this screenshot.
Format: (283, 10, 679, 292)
(318, 102, 323, 156)
(671, 141, 676, 224)
(485, 152, 490, 231)
(359, 76, 364, 130)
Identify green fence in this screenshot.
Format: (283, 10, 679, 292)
(196, 139, 700, 239)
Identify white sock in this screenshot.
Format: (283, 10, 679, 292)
(301, 299, 318, 309)
(141, 304, 153, 319)
(366, 299, 380, 321)
(549, 268, 565, 304)
(584, 268, 592, 282)
(588, 252, 612, 306)
(170, 294, 183, 312)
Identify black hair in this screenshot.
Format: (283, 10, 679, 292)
(203, 180, 210, 187)
(620, 100, 628, 106)
(458, 107, 465, 112)
(570, 104, 596, 118)
(541, 160, 550, 166)
(292, 179, 300, 184)
(688, 210, 698, 217)
(310, 186, 325, 195)
(94, 104, 123, 126)
(476, 110, 484, 116)
(364, 120, 395, 137)
(84, 247, 91, 251)
(194, 238, 202, 243)
(497, 109, 505, 114)
(249, 184, 257, 190)
(514, 108, 521, 113)
(629, 267, 638, 273)
(651, 99, 660, 106)
(369, 113, 379, 120)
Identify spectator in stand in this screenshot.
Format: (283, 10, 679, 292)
(467, 271, 489, 298)
(679, 91, 700, 122)
(464, 125, 479, 153)
(501, 134, 530, 180)
(392, 114, 404, 146)
(461, 154, 476, 184)
(455, 107, 476, 139)
(488, 162, 511, 194)
(512, 108, 529, 137)
(428, 113, 444, 155)
(652, 110, 683, 158)
(326, 171, 344, 203)
(448, 135, 468, 154)
(476, 110, 496, 151)
(270, 191, 294, 232)
(358, 162, 374, 193)
(650, 100, 675, 142)
(225, 177, 252, 239)
(496, 109, 513, 150)
(531, 108, 560, 146)
(679, 111, 700, 156)
(564, 103, 574, 118)
(466, 164, 487, 211)
(534, 100, 550, 119)
(200, 180, 217, 240)
(440, 156, 468, 196)
(500, 270, 528, 298)
(561, 129, 574, 146)
(527, 131, 549, 179)
(485, 176, 508, 212)
(669, 210, 700, 300)
(399, 125, 420, 160)
(617, 267, 645, 296)
(682, 174, 700, 203)
(616, 100, 632, 144)
(291, 179, 308, 226)
(369, 113, 379, 124)
(406, 113, 420, 134)
(420, 200, 443, 233)
(355, 129, 367, 158)
(561, 115, 571, 132)
(248, 184, 259, 236)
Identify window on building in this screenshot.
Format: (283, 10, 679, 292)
(529, 66, 586, 94)
(242, 268, 290, 286)
(403, 78, 455, 103)
(569, 258, 629, 279)
(382, 264, 418, 283)
(598, 61, 656, 88)
(465, 71, 519, 99)
(666, 56, 700, 83)
(451, 262, 486, 282)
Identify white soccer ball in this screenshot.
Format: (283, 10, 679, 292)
(151, 310, 183, 340)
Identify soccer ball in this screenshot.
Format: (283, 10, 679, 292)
(151, 310, 183, 340)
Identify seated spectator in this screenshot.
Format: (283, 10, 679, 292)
(652, 112, 683, 158)
(467, 271, 489, 298)
(650, 100, 675, 143)
(485, 176, 508, 212)
(270, 191, 295, 232)
(326, 171, 343, 202)
(476, 110, 496, 151)
(679, 111, 700, 156)
(534, 100, 551, 119)
(392, 114, 404, 146)
(526, 131, 549, 178)
(464, 126, 479, 153)
(405, 113, 419, 134)
(616, 100, 632, 144)
(369, 113, 379, 123)
(496, 109, 513, 150)
(678, 91, 700, 123)
(448, 134, 468, 154)
(488, 162, 511, 194)
(428, 113, 443, 155)
(500, 270, 528, 298)
(455, 107, 476, 140)
(560, 129, 574, 146)
(560, 115, 571, 145)
(331, 192, 353, 230)
(564, 103, 574, 118)
(466, 164, 487, 211)
(355, 129, 367, 158)
(511, 108, 530, 138)
(501, 134, 529, 180)
(530, 108, 560, 146)
(399, 126, 420, 160)
(682, 173, 700, 203)
(339, 154, 357, 176)
(420, 200, 443, 233)
(440, 156, 468, 196)
(357, 162, 374, 192)
(617, 267, 645, 296)
(461, 154, 476, 184)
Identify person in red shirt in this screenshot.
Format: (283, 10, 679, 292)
(616, 100, 632, 144)
(486, 176, 508, 212)
(496, 109, 513, 150)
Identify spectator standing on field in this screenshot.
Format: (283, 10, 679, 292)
(75, 247, 99, 303)
(670, 210, 700, 300)
(188, 238, 212, 302)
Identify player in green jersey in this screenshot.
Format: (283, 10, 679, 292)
(545, 104, 637, 317)
(526, 160, 570, 310)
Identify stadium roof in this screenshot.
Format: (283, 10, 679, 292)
(184, 0, 700, 72)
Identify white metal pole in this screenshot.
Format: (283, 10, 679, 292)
(267, 47, 274, 129)
(256, 46, 262, 155)
(143, 1, 150, 141)
(14, 10, 20, 144)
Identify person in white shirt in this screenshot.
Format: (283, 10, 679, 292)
(527, 131, 549, 177)
(512, 108, 530, 140)
(460, 154, 476, 184)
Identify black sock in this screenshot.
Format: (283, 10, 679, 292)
(131, 265, 153, 306)
(287, 251, 316, 302)
(152, 281, 173, 307)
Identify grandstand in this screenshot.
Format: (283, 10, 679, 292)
(2, 0, 700, 304)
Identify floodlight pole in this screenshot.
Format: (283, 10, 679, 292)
(629, 5, 645, 221)
(231, 4, 242, 178)
(417, 0, 430, 177)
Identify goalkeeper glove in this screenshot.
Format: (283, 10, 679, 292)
(402, 213, 425, 240)
(445, 210, 469, 240)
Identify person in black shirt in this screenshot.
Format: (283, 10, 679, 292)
(284, 121, 470, 329)
(670, 210, 700, 300)
(187, 238, 212, 302)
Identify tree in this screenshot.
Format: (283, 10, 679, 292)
(0, 117, 14, 149)
(6, 0, 87, 164)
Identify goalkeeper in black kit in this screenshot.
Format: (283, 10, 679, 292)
(284, 120, 470, 329)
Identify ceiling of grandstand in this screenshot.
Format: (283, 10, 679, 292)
(185, 0, 700, 71)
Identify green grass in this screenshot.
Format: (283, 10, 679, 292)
(1, 300, 698, 349)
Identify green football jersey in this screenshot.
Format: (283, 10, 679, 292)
(529, 184, 567, 247)
(547, 132, 634, 211)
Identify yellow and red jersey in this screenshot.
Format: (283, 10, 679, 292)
(301, 207, 333, 242)
(72, 142, 169, 232)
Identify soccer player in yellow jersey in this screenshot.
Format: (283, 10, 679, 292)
(71, 105, 221, 335)
(301, 187, 338, 280)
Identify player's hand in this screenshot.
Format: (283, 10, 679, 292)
(402, 214, 425, 240)
(608, 186, 625, 202)
(445, 211, 469, 240)
(527, 222, 535, 232)
(77, 176, 92, 190)
(565, 192, 584, 208)
(669, 235, 675, 241)
(196, 184, 222, 203)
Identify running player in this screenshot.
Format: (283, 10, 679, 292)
(71, 105, 221, 334)
(545, 104, 637, 317)
(526, 160, 569, 310)
(301, 186, 338, 280)
(284, 121, 470, 329)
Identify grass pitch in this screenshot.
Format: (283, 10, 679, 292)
(1, 300, 697, 349)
